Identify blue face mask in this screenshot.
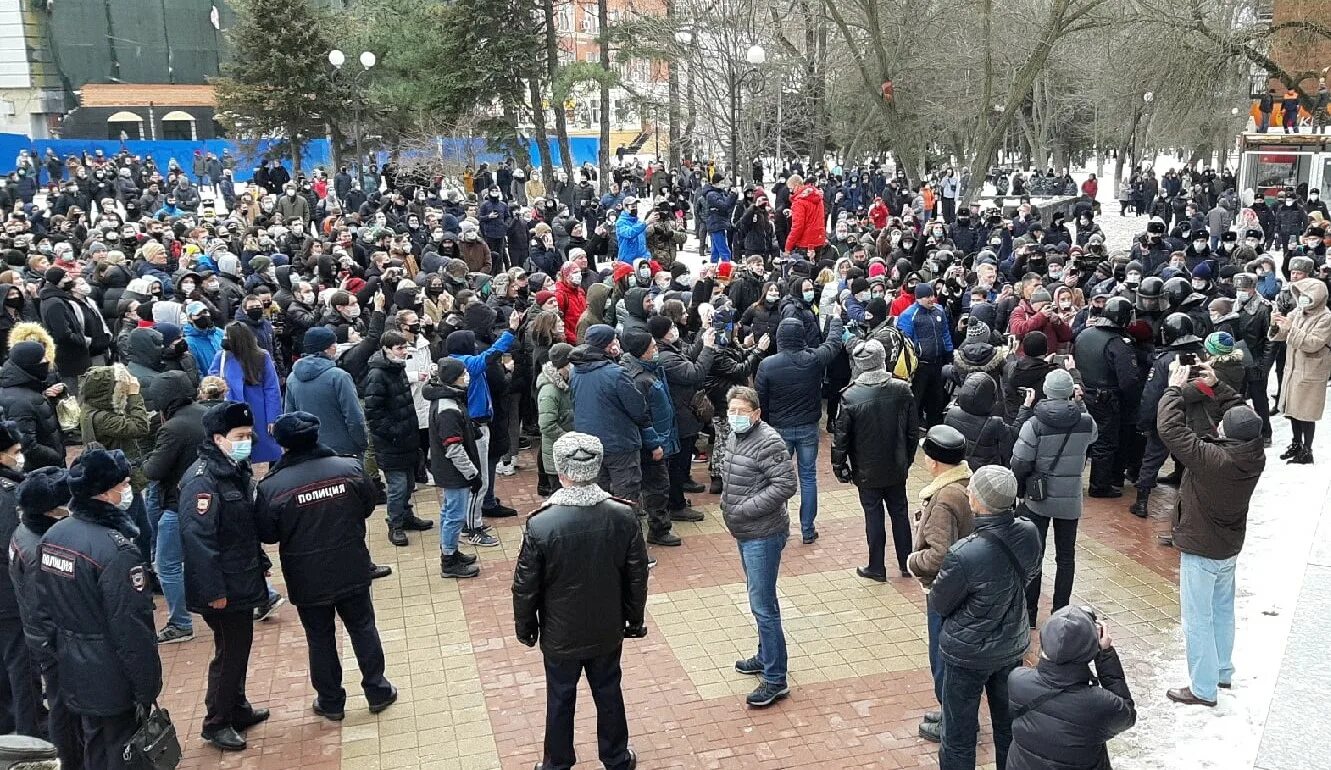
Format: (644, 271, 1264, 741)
(728, 414, 753, 434)
(227, 439, 252, 463)
(802, 291, 815, 303)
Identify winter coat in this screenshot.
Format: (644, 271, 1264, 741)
(944, 341, 1009, 415)
(785, 185, 827, 252)
(831, 371, 919, 487)
(656, 338, 714, 438)
(0, 466, 25, 622)
(1002, 355, 1059, 418)
(178, 441, 269, 614)
(1272, 278, 1331, 421)
(703, 186, 738, 233)
(123, 327, 168, 411)
(1008, 300, 1073, 348)
(621, 354, 679, 458)
(79, 367, 152, 490)
(720, 420, 797, 540)
(0, 359, 63, 469)
(362, 351, 420, 470)
(614, 211, 649, 264)
(906, 465, 974, 588)
(703, 345, 765, 414)
(929, 511, 1042, 669)
(1011, 398, 1097, 521)
(569, 345, 657, 455)
(37, 284, 90, 377)
(739, 299, 782, 343)
(944, 374, 1027, 471)
(255, 447, 377, 607)
(283, 354, 369, 457)
(208, 350, 283, 464)
(425, 385, 480, 489)
(142, 375, 214, 512)
(512, 492, 650, 660)
(897, 302, 954, 363)
(182, 322, 224, 373)
(1157, 387, 1265, 561)
(1007, 628, 1136, 770)
(458, 238, 492, 273)
(755, 317, 844, 429)
(535, 363, 573, 472)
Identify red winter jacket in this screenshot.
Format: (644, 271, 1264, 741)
(1007, 300, 1073, 347)
(785, 185, 827, 253)
(555, 274, 586, 344)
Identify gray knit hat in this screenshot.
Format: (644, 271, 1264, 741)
(553, 432, 603, 482)
(969, 465, 1017, 512)
(852, 339, 886, 373)
(1221, 405, 1262, 441)
(1043, 369, 1076, 401)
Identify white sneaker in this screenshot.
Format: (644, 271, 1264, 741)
(496, 459, 517, 476)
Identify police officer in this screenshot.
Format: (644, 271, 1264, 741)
(255, 413, 397, 721)
(1132, 313, 1206, 518)
(32, 449, 161, 769)
(1074, 298, 1142, 499)
(10, 466, 79, 765)
(179, 402, 269, 752)
(0, 422, 41, 738)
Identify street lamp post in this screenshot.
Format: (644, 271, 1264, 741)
(329, 49, 376, 182)
(730, 44, 765, 178)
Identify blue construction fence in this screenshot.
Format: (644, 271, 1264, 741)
(0, 134, 601, 183)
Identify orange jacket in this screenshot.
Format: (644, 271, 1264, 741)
(785, 185, 827, 253)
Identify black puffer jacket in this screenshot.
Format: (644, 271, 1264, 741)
(124, 327, 168, 411)
(362, 350, 420, 470)
(1002, 354, 1059, 418)
(142, 374, 214, 512)
(928, 511, 1042, 669)
(0, 359, 64, 469)
(1007, 616, 1136, 770)
(0, 466, 25, 621)
(944, 373, 1027, 471)
(37, 283, 90, 378)
(831, 373, 918, 487)
(256, 447, 377, 607)
(755, 317, 844, 429)
(511, 495, 650, 659)
(703, 345, 766, 414)
(944, 340, 1008, 417)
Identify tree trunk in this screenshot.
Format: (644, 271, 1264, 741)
(542, 0, 575, 193)
(597, 0, 611, 185)
(290, 122, 303, 173)
(528, 75, 555, 188)
(666, 0, 681, 168)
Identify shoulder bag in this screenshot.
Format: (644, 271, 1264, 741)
(1024, 427, 1073, 502)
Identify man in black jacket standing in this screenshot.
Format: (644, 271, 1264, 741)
(0, 421, 40, 738)
(832, 340, 920, 581)
(256, 413, 397, 722)
(179, 402, 271, 752)
(32, 449, 161, 769)
(929, 465, 1041, 770)
(512, 432, 650, 770)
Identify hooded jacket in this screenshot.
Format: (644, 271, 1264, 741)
(80, 366, 152, 488)
(785, 185, 827, 252)
(142, 373, 214, 512)
(124, 326, 168, 411)
(945, 374, 1028, 471)
(755, 317, 845, 429)
(0, 284, 36, 361)
(1271, 278, 1331, 422)
(182, 321, 224, 373)
(569, 345, 657, 455)
(1011, 397, 1098, 521)
(614, 210, 649, 264)
(284, 354, 369, 457)
(1007, 615, 1137, 770)
(535, 362, 573, 472)
(945, 338, 1009, 412)
(0, 357, 63, 469)
(621, 354, 679, 458)
(1157, 387, 1265, 560)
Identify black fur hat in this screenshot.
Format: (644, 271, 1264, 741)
(0, 421, 20, 452)
(17, 467, 70, 515)
(272, 412, 320, 450)
(67, 448, 130, 500)
(202, 402, 254, 437)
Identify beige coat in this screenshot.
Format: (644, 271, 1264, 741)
(1273, 278, 1331, 422)
(906, 464, 974, 589)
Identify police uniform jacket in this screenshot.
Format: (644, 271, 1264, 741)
(32, 497, 160, 715)
(178, 441, 269, 615)
(0, 466, 25, 622)
(255, 446, 376, 607)
(9, 508, 57, 666)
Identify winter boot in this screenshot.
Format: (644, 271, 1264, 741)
(1280, 442, 1303, 460)
(1129, 489, 1150, 519)
(1290, 448, 1315, 465)
(441, 553, 479, 579)
(708, 477, 723, 494)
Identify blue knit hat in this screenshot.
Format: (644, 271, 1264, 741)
(1205, 331, 1235, 357)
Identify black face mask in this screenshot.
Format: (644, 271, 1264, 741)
(427, 286, 444, 297)
(194, 315, 213, 329)
(4, 297, 20, 309)
(245, 307, 263, 321)
(405, 323, 422, 335)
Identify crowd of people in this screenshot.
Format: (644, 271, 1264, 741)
(0, 142, 1316, 769)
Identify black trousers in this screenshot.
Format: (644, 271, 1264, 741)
(46, 669, 82, 769)
(541, 645, 633, 770)
(1135, 430, 1171, 493)
(295, 588, 394, 712)
(598, 449, 670, 537)
(912, 362, 949, 429)
(80, 709, 138, 770)
(1247, 367, 1272, 438)
(857, 485, 911, 575)
(666, 435, 697, 510)
(0, 618, 42, 737)
(485, 236, 508, 271)
(201, 610, 255, 732)
(1084, 391, 1121, 490)
(1023, 513, 1079, 628)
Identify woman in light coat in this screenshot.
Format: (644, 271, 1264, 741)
(1271, 277, 1331, 464)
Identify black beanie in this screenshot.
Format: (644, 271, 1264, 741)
(865, 297, 889, 323)
(272, 411, 320, 450)
(850, 277, 870, 295)
(647, 314, 673, 340)
(17, 467, 69, 515)
(43, 266, 67, 286)
(1022, 331, 1049, 358)
(437, 357, 467, 384)
(622, 330, 653, 358)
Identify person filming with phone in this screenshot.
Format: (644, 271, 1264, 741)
(1006, 605, 1137, 769)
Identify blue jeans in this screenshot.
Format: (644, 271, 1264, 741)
(1180, 552, 1237, 701)
(384, 468, 415, 527)
(776, 423, 819, 538)
(154, 511, 192, 631)
(439, 487, 471, 554)
(926, 607, 944, 704)
(738, 533, 788, 686)
(709, 230, 732, 263)
(940, 660, 1017, 770)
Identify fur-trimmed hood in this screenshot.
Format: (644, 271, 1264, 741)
(6, 322, 54, 364)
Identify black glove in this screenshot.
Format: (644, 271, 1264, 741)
(469, 475, 484, 493)
(624, 623, 648, 639)
(833, 466, 852, 484)
(518, 632, 538, 648)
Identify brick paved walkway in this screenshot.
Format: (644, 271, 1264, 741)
(158, 434, 1185, 770)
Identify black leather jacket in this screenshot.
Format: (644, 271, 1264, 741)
(256, 446, 376, 607)
(831, 374, 918, 487)
(511, 493, 650, 660)
(928, 511, 1042, 670)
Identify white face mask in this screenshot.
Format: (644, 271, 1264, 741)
(1298, 294, 1313, 309)
(8, 452, 22, 472)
